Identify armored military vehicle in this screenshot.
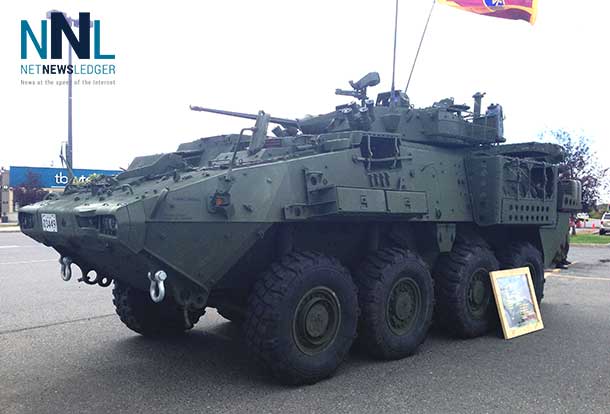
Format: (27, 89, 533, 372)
(20, 72, 580, 384)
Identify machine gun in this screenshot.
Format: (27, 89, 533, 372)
(335, 72, 380, 105)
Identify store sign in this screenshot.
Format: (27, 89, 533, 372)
(9, 166, 121, 188)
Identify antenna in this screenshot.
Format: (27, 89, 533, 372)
(59, 142, 74, 182)
(389, 0, 399, 107)
(405, 0, 437, 94)
(59, 152, 76, 184)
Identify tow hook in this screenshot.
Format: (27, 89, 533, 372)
(79, 271, 113, 288)
(60, 257, 72, 281)
(148, 270, 168, 303)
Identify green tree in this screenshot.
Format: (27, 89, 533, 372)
(13, 171, 49, 208)
(541, 129, 608, 211)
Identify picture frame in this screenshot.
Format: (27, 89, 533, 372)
(489, 267, 544, 339)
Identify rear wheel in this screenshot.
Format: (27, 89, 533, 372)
(355, 248, 434, 359)
(497, 242, 545, 303)
(434, 241, 499, 338)
(244, 251, 358, 385)
(112, 281, 203, 337)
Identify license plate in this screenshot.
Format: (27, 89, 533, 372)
(41, 213, 58, 232)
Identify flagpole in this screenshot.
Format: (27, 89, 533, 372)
(389, 0, 399, 107)
(405, 0, 437, 94)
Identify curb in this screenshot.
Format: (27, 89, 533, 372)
(0, 227, 21, 233)
(570, 243, 610, 248)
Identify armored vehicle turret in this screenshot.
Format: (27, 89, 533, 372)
(20, 72, 580, 384)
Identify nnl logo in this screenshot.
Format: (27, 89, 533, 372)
(21, 12, 114, 60)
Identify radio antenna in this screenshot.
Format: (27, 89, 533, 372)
(389, 0, 399, 107)
(405, 0, 437, 94)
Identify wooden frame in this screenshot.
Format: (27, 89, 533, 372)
(489, 267, 544, 339)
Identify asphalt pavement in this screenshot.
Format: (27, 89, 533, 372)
(1, 232, 609, 414)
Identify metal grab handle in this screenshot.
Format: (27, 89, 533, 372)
(44, 192, 60, 201)
(148, 270, 168, 303)
(60, 257, 72, 281)
(120, 184, 134, 195)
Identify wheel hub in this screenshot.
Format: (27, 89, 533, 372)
(386, 277, 421, 335)
(467, 268, 490, 318)
(472, 280, 486, 304)
(293, 286, 341, 355)
(305, 303, 330, 338)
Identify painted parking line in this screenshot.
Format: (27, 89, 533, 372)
(0, 259, 57, 266)
(0, 245, 42, 249)
(0, 313, 116, 336)
(545, 273, 610, 282)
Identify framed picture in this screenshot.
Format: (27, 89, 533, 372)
(489, 267, 544, 339)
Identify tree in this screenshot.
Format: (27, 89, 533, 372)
(540, 130, 608, 212)
(13, 171, 49, 208)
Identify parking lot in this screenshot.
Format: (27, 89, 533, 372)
(1, 231, 609, 414)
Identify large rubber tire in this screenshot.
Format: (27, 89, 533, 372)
(434, 242, 499, 338)
(496, 242, 545, 304)
(112, 281, 203, 337)
(244, 251, 359, 385)
(355, 248, 434, 360)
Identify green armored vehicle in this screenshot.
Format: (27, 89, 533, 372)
(20, 72, 580, 384)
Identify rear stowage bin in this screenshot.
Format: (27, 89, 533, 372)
(466, 155, 558, 226)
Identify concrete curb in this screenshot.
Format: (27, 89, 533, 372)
(0, 226, 21, 233)
(570, 243, 610, 248)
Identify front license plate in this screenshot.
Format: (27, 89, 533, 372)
(41, 213, 58, 232)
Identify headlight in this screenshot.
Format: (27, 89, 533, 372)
(18, 212, 34, 229)
(100, 215, 118, 236)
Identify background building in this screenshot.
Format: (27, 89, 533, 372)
(0, 166, 121, 222)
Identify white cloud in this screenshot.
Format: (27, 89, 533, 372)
(1, 0, 609, 188)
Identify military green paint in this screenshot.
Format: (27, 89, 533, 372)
(19, 74, 582, 309)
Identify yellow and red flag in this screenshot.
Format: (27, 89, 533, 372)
(437, 0, 538, 25)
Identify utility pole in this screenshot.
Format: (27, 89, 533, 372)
(68, 44, 73, 168)
(45, 11, 92, 171)
(0, 167, 9, 222)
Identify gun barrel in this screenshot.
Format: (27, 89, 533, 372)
(335, 89, 358, 97)
(190, 105, 298, 128)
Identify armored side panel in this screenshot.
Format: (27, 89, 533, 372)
(466, 155, 558, 226)
(422, 109, 501, 145)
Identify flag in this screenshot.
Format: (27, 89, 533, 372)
(437, 0, 538, 25)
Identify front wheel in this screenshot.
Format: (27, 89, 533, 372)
(244, 252, 358, 385)
(112, 281, 203, 337)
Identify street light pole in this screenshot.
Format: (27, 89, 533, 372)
(67, 46, 73, 170)
(46, 10, 89, 175)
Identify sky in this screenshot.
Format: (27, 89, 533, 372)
(1, 1, 609, 201)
